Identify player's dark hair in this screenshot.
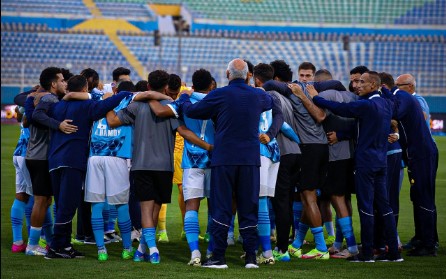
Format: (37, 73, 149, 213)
(67, 75, 87, 92)
(192, 69, 213, 92)
(244, 59, 254, 74)
(148, 70, 170, 92)
(270, 60, 293, 82)
(168, 74, 182, 91)
(378, 72, 395, 89)
(40, 67, 62, 91)
(350, 65, 369, 76)
(298, 62, 316, 73)
(117, 81, 136, 93)
(253, 63, 274, 83)
(135, 80, 149, 92)
(112, 67, 131, 82)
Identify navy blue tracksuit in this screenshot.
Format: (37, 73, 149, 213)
(179, 78, 274, 260)
(313, 91, 399, 257)
(390, 88, 438, 250)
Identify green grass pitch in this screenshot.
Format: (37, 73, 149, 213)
(1, 124, 444, 278)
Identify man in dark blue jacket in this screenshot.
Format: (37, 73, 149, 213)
(301, 71, 402, 262)
(32, 75, 133, 259)
(390, 83, 438, 257)
(176, 58, 273, 269)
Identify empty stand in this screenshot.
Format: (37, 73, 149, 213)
(1, 0, 91, 17)
(95, 0, 155, 21)
(1, 30, 140, 85)
(2, 0, 443, 25)
(151, 0, 444, 25)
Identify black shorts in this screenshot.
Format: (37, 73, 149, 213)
(323, 159, 355, 196)
(132, 170, 173, 203)
(25, 159, 53, 196)
(299, 144, 328, 191)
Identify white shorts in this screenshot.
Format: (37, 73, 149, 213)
(182, 168, 211, 201)
(85, 156, 130, 204)
(13, 156, 32, 195)
(260, 156, 279, 197)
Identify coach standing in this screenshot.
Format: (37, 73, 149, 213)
(298, 71, 402, 262)
(390, 80, 439, 256)
(177, 59, 273, 269)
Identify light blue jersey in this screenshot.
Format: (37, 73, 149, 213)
(413, 93, 431, 129)
(13, 122, 30, 157)
(173, 92, 215, 169)
(89, 94, 133, 159)
(259, 110, 280, 163)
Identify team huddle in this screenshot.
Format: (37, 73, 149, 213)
(10, 58, 438, 269)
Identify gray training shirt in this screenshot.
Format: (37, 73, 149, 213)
(268, 91, 301, 156)
(318, 89, 358, 161)
(117, 100, 179, 172)
(288, 90, 327, 144)
(26, 94, 59, 160)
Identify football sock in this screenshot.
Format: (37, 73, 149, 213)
(116, 204, 132, 249)
(25, 196, 34, 235)
(184, 210, 200, 253)
(11, 199, 26, 244)
(334, 216, 343, 250)
(293, 202, 303, 236)
(258, 197, 272, 258)
(311, 226, 328, 252)
(102, 203, 110, 232)
(292, 222, 309, 248)
(42, 206, 53, 245)
(107, 204, 118, 232)
(339, 217, 358, 254)
(28, 226, 42, 246)
(91, 202, 106, 248)
(142, 227, 157, 254)
(137, 234, 147, 253)
(324, 221, 335, 237)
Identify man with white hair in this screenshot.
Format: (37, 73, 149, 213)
(176, 58, 274, 269)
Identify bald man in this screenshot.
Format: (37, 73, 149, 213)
(390, 74, 438, 256)
(395, 74, 430, 129)
(177, 58, 275, 269)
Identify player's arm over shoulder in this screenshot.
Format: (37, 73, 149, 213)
(107, 101, 138, 128)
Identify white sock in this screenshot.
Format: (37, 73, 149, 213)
(149, 247, 159, 255)
(263, 250, 273, 258)
(137, 243, 147, 254)
(191, 250, 201, 259)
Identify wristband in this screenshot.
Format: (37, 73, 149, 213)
(393, 132, 400, 140)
